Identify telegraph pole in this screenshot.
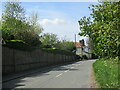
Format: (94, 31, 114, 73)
(75, 34, 76, 44)
(75, 34, 77, 54)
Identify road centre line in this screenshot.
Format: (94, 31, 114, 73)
(64, 70, 69, 72)
(76, 64, 80, 66)
(56, 73, 63, 77)
(70, 67, 74, 69)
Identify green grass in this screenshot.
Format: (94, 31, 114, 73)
(93, 57, 119, 88)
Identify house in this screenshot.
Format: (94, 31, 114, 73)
(83, 46, 92, 59)
(74, 39, 92, 59)
(74, 40, 84, 56)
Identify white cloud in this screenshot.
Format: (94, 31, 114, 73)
(39, 18, 65, 25)
(39, 18, 87, 42)
(0, 15, 1, 20)
(27, 8, 67, 20)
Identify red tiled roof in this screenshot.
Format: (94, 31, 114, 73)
(74, 42, 83, 48)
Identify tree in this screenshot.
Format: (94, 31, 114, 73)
(2, 1, 26, 40)
(78, 2, 120, 58)
(2, 1, 43, 46)
(54, 40, 76, 52)
(0, 18, 1, 30)
(2, 0, 25, 21)
(40, 33, 58, 48)
(28, 11, 43, 35)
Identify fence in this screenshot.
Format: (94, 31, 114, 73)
(2, 47, 76, 74)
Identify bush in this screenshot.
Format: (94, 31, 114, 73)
(3, 40, 76, 56)
(41, 48, 76, 56)
(54, 41, 75, 52)
(3, 40, 36, 51)
(93, 57, 119, 88)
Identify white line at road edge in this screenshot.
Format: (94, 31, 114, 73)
(56, 73, 63, 77)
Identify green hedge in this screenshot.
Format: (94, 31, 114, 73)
(93, 57, 119, 88)
(3, 40, 75, 56)
(3, 40, 36, 51)
(41, 48, 76, 56)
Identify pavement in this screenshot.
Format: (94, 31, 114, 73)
(2, 59, 96, 89)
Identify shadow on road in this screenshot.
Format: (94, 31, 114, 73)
(3, 60, 80, 89)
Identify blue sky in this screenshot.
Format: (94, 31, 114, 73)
(21, 2, 99, 42)
(1, 1, 99, 43)
(22, 2, 94, 21)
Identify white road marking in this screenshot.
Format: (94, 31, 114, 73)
(76, 64, 80, 66)
(56, 73, 63, 77)
(64, 70, 69, 72)
(70, 67, 74, 69)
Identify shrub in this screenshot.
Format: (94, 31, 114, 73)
(41, 48, 76, 56)
(3, 40, 36, 51)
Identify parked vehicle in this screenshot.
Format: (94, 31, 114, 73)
(75, 55, 83, 61)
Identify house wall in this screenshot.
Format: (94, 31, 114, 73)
(84, 47, 92, 59)
(2, 47, 76, 75)
(76, 47, 92, 59)
(83, 52, 91, 59)
(76, 48, 82, 56)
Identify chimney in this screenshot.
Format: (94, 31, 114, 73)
(79, 39, 85, 46)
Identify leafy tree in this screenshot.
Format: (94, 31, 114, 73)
(0, 19, 1, 30)
(54, 40, 75, 52)
(28, 11, 43, 35)
(2, 1, 26, 40)
(2, 1, 25, 21)
(2, 1, 43, 46)
(40, 33, 58, 48)
(78, 2, 120, 58)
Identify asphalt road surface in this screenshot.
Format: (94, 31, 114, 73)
(3, 60, 96, 89)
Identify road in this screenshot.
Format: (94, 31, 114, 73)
(3, 60, 96, 89)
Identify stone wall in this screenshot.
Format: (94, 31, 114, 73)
(2, 47, 76, 74)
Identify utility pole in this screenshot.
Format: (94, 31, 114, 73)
(75, 34, 77, 54)
(75, 34, 76, 44)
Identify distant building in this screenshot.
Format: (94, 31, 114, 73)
(74, 39, 92, 59)
(74, 41, 84, 56)
(83, 46, 92, 59)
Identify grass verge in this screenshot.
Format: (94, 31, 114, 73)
(93, 57, 119, 88)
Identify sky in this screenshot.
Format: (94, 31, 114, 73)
(1, 1, 99, 44)
(21, 2, 99, 43)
